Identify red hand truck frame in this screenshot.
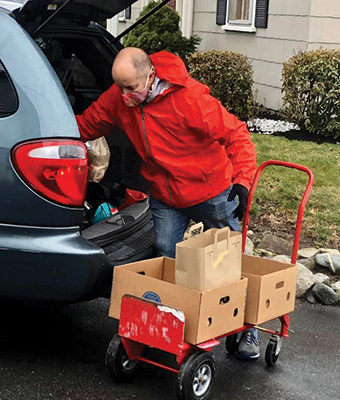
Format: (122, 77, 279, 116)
(105, 160, 314, 400)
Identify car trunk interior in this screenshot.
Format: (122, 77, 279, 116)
(33, 26, 155, 264)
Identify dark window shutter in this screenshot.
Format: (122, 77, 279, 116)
(216, 0, 227, 25)
(255, 0, 269, 28)
(125, 6, 131, 19)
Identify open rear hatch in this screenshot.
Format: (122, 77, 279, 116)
(10, 0, 168, 266)
(13, 0, 139, 26)
(13, 0, 171, 41)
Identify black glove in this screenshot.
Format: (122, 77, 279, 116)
(227, 184, 248, 220)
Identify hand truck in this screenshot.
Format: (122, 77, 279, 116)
(105, 160, 314, 400)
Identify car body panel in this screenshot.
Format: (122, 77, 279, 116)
(0, 224, 112, 302)
(0, 3, 156, 304)
(0, 0, 26, 13)
(0, 12, 79, 143)
(0, 12, 84, 226)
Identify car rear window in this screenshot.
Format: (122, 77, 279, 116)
(0, 61, 18, 118)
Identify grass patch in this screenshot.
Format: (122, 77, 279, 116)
(250, 134, 340, 248)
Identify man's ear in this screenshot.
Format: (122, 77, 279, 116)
(151, 66, 156, 78)
(149, 66, 156, 88)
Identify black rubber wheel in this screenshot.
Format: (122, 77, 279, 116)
(177, 351, 216, 400)
(225, 334, 238, 355)
(265, 338, 280, 366)
(105, 334, 140, 382)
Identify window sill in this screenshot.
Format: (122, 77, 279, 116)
(222, 24, 256, 33)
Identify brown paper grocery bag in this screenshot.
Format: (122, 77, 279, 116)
(175, 225, 242, 291)
(86, 136, 111, 183)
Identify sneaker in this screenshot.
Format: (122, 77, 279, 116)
(236, 328, 260, 360)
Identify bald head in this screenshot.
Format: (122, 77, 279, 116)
(112, 47, 154, 94)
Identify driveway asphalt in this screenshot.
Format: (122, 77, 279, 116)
(0, 299, 339, 400)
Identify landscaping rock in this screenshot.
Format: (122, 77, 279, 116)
(248, 118, 300, 134)
(255, 249, 275, 258)
(245, 237, 254, 255)
(298, 257, 316, 271)
(298, 248, 319, 259)
(314, 253, 340, 275)
(257, 234, 292, 256)
(319, 248, 340, 255)
(247, 230, 254, 237)
(272, 255, 291, 263)
(313, 273, 329, 284)
(312, 282, 339, 306)
(331, 281, 340, 293)
(306, 289, 317, 304)
(296, 264, 316, 298)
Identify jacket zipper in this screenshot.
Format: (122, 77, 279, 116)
(141, 104, 173, 206)
(140, 104, 150, 157)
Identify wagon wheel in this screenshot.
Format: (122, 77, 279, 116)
(105, 334, 140, 382)
(177, 351, 216, 400)
(265, 335, 282, 367)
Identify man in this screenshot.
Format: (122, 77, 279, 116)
(76, 47, 258, 359)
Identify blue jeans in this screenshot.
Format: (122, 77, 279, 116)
(149, 187, 240, 258)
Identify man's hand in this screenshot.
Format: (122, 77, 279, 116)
(227, 184, 249, 220)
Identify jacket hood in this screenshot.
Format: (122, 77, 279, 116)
(150, 51, 189, 87)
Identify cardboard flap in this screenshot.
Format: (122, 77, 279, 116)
(242, 254, 295, 276)
(115, 257, 164, 279)
(162, 257, 176, 283)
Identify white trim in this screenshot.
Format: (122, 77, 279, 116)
(107, 15, 119, 35)
(222, 0, 257, 33)
(222, 24, 256, 32)
(181, 0, 194, 38)
(175, 0, 182, 14)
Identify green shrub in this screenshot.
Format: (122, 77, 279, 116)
(188, 50, 254, 121)
(123, 1, 201, 66)
(282, 49, 340, 139)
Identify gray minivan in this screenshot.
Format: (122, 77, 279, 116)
(0, 0, 162, 304)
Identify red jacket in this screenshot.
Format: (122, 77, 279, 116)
(76, 51, 256, 208)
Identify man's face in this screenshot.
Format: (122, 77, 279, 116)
(113, 66, 155, 95)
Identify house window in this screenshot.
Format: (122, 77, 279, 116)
(118, 6, 131, 22)
(228, 0, 252, 23)
(216, 0, 269, 32)
(225, 0, 256, 32)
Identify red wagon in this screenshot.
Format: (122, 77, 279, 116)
(105, 160, 314, 400)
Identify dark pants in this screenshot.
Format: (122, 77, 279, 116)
(149, 186, 240, 258)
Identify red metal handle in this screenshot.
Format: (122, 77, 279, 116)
(242, 160, 314, 264)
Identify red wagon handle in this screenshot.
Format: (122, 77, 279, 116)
(242, 160, 314, 264)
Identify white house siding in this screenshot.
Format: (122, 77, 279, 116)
(114, 0, 340, 110)
(307, 0, 340, 50)
(116, 2, 143, 36)
(194, 0, 312, 110)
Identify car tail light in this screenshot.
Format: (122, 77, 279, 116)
(11, 139, 88, 207)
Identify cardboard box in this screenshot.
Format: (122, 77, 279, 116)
(175, 228, 242, 291)
(109, 257, 248, 344)
(242, 254, 298, 325)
